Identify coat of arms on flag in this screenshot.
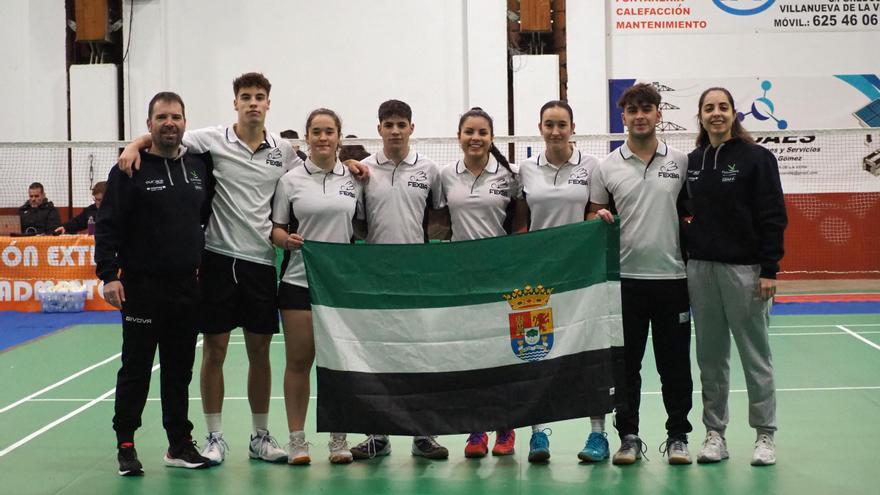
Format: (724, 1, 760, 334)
(505, 285, 554, 362)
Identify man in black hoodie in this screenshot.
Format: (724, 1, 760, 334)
(95, 92, 214, 476)
(18, 183, 60, 235)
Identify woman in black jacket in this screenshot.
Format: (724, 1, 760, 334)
(685, 87, 787, 467)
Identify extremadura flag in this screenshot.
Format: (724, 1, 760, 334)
(302, 220, 624, 435)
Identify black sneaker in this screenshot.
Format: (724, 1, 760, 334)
(411, 436, 449, 460)
(118, 444, 144, 476)
(350, 435, 391, 460)
(164, 440, 211, 469)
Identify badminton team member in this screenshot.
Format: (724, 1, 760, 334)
(271, 108, 364, 465)
(348, 100, 450, 461)
(96, 91, 214, 475)
(513, 100, 600, 463)
(685, 87, 787, 467)
(438, 107, 522, 459)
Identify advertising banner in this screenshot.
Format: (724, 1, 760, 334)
(0, 235, 114, 312)
(608, 75, 880, 193)
(611, 0, 880, 35)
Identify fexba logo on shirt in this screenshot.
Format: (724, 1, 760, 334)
(339, 180, 356, 198)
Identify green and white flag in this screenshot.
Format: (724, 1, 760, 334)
(303, 220, 624, 435)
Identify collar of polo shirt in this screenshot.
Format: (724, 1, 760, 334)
(455, 155, 500, 175)
(224, 125, 277, 148)
(619, 139, 668, 160)
(376, 149, 419, 166)
(303, 158, 346, 176)
(537, 148, 581, 168)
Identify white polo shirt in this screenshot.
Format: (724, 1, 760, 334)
(361, 149, 443, 244)
(439, 156, 521, 241)
(590, 140, 687, 280)
(272, 159, 363, 287)
(184, 125, 300, 265)
(518, 149, 599, 230)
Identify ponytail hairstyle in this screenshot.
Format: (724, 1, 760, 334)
(457, 107, 512, 172)
(695, 87, 754, 148)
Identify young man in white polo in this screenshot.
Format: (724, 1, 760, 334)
(588, 83, 694, 466)
(348, 99, 450, 460)
(119, 73, 299, 465)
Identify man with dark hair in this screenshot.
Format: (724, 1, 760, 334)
(588, 83, 694, 466)
(96, 91, 214, 476)
(19, 182, 60, 235)
(347, 100, 449, 461)
(55, 181, 107, 235)
(119, 73, 298, 466)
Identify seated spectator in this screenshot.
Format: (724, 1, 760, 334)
(19, 182, 61, 235)
(339, 134, 370, 162)
(55, 181, 107, 235)
(280, 129, 308, 161)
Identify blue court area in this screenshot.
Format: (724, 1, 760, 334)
(0, 310, 118, 350)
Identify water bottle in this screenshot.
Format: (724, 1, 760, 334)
(87, 215, 95, 235)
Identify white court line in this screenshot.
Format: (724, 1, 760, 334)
(0, 339, 203, 415)
(0, 387, 116, 457)
(0, 339, 203, 458)
(770, 331, 880, 336)
(837, 325, 880, 351)
(770, 323, 880, 329)
(0, 362, 160, 458)
(643, 386, 880, 395)
(0, 353, 121, 414)
(23, 386, 880, 403)
(226, 331, 880, 345)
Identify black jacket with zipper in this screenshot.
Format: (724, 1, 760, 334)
(685, 138, 787, 279)
(18, 199, 61, 234)
(95, 148, 214, 291)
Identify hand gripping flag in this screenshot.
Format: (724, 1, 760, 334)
(302, 220, 624, 435)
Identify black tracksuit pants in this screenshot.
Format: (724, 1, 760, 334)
(112, 277, 199, 447)
(615, 277, 693, 440)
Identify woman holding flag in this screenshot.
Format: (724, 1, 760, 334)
(512, 100, 603, 463)
(437, 107, 522, 458)
(271, 108, 364, 466)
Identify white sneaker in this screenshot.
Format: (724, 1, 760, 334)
(751, 433, 776, 466)
(287, 432, 311, 465)
(328, 433, 353, 464)
(201, 432, 228, 466)
(697, 430, 729, 464)
(249, 429, 288, 462)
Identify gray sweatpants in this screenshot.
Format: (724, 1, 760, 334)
(687, 260, 777, 436)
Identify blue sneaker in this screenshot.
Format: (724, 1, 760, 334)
(578, 432, 610, 462)
(528, 430, 551, 463)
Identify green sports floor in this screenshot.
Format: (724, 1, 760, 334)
(0, 312, 877, 495)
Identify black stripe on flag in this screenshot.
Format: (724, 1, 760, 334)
(316, 347, 627, 435)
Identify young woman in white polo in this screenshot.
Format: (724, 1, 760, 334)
(437, 107, 522, 458)
(271, 108, 364, 466)
(513, 100, 603, 464)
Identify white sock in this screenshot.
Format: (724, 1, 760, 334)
(252, 413, 269, 434)
(531, 424, 545, 433)
(205, 413, 222, 433)
(590, 417, 605, 433)
(290, 430, 305, 441)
